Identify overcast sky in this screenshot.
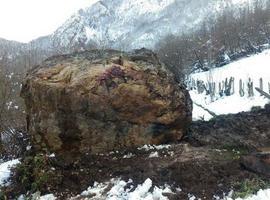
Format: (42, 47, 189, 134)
(0, 0, 98, 43)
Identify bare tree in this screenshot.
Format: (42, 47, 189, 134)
(0, 52, 28, 159)
(156, 0, 270, 80)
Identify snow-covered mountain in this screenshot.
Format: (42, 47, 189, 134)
(50, 0, 254, 51)
(0, 0, 260, 61)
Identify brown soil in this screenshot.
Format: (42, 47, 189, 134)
(5, 144, 259, 199)
(5, 104, 270, 200)
(187, 104, 270, 150)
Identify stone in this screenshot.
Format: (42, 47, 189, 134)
(21, 49, 192, 156)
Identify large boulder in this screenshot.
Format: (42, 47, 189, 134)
(21, 49, 192, 156)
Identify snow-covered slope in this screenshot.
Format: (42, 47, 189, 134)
(189, 49, 270, 121)
(1, 0, 262, 54)
(50, 0, 254, 51)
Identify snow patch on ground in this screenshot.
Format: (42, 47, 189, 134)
(39, 194, 57, 200)
(123, 153, 135, 159)
(148, 151, 159, 158)
(189, 49, 270, 121)
(77, 178, 173, 200)
(18, 193, 57, 200)
(191, 49, 270, 90)
(188, 194, 197, 200)
(190, 90, 269, 121)
(138, 144, 171, 151)
(0, 159, 20, 186)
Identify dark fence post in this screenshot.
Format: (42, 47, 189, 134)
(247, 78, 254, 97)
(239, 79, 245, 97)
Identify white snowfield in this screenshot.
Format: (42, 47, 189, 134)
(0, 159, 20, 186)
(72, 179, 270, 200)
(72, 178, 173, 200)
(189, 49, 270, 121)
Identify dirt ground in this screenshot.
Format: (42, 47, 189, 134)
(5, 104, 270, 199)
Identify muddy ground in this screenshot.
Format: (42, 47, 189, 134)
(4, 104, 270, 199)
(187, 104, 270, 149)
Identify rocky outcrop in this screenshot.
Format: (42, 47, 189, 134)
(21, 49, 192, 156)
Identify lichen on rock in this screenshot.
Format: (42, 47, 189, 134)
(21, 49, 192, 157)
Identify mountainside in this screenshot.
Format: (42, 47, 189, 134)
(0, 0, 264, 65)
(0, 37, 54, 72)
(0, 38, 26, 59)
(50, 0, 253, 51)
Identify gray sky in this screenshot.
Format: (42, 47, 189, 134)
(0, 0, 98, 43)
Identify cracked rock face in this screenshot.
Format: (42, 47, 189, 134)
(21, 49, 192, 156)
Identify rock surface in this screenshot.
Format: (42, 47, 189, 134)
(21, 49, 192, 156)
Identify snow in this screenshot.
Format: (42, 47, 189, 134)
(26, 145, 32, 151)
(51, 0, 249, 50)
(138, 145, 155, 151)
(107, 179, 132, 199)
(128, 178, 153, 199)
(6, 101, 19, 110)
(78, 178, 173, 200)
(20, 185, 270, 200)
(84, 26, 102, 44)
(188, 194, 197, 200)
(167, 151, 174, 157)
(48, 153, 55, 158)
(18, 193, 57, 200)
(123, 153, 134, 159)
(80, 181, 108, 198)
(148, 151, 159, 158)
(190, 90, 269, 121)
(138, 144, 171, 151)
(0, 159, 20, 186)
(0, 160, 56, 200)
(189, 49, 270, 121)
(191, 49, 270, 91)
(155, 145, 171, 150)
(118, 0, 174, 15)
(39, 194, 57, 200)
